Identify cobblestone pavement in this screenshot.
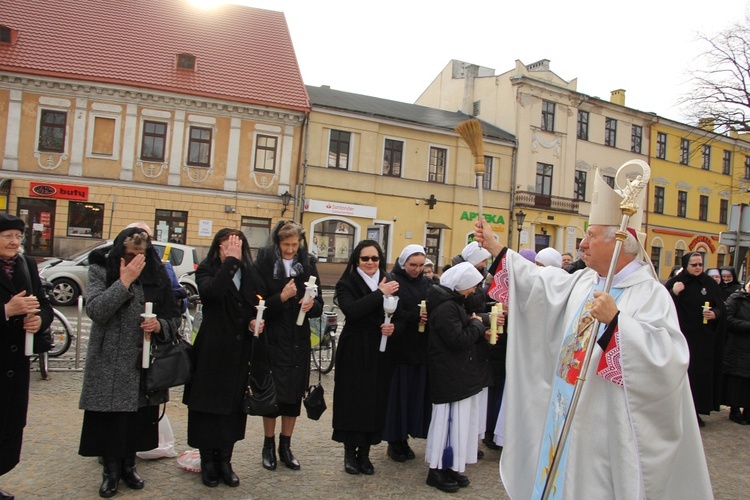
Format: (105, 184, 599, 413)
(5, 301, 750, 499)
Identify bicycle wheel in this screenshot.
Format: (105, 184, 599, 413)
(47, 310, 73, 357)
(39, 352, 49, 380)
(312, 336, 335, 374)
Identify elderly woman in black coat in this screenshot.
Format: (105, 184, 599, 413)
(79, 227, 181, 498)
(253, 221, 322, 471)
(332, 240, 400, 475)
(723, 282, 750, 424)
(184, 228, 262, 488)
(665, 251, 725, 426)
(0, 215, 53, 500)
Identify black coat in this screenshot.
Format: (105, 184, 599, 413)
(665, 267, 725, 413)
(0, 256, 53, 474)
(425, 284, 484, 405)
(724, 289, 750, 379)
(253, 246, 323, 404)
(332, 271, 399, 435)
(183, 256, 258, 415)
(388, 262, 431, 365)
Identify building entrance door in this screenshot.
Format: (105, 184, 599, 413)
(17, 197, 56, 257)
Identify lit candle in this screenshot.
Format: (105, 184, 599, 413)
(418, 300, 427, 333)
(380, 295, 399, 352)
(489, 304, 498, 345)
(255, 297, 266, 337)
(141, 302, 155, 368)
(702, 301, 710, 324)
(296, 276, 317, 326)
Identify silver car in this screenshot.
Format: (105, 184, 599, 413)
(40, 241, 198, 306)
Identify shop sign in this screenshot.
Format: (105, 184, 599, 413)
(30, 182, 89, 201)
(460, 211, 505, 225)
(304, 199, 377, 219)
(689, 235, 716, 253)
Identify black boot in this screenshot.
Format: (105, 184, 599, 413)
(199, 449, 219, 487)
(99, 457, 121, 498)
(387, 441, 407, 462)
(216, 447, 239, 487)
(402, 439, 416, 460)
(0, 488, 13, 500)
(743, 407, 750, 424)
(278, 434, 300, 470)
(729, 407, 746, 425)
(121, 454, 144, 489)
(344, 444, 360, 475)
(357, 444, 374, 475)
(444, 468, 470, 487)
(262, 436, 277, 471)
(426, 467, 459, 493)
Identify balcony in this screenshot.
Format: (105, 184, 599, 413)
(515, 191, 580, 214)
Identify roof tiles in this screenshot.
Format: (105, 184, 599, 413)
(0, 0, 309, 111)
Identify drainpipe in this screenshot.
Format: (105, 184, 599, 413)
(508, 140, 519, 249)
(296, 112, 310, 222)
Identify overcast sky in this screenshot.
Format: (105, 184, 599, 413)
(225, 0, 747, 124)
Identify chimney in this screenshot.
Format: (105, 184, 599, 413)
(698, 118, 715, 132)
(610, 89, 626, 106)
(526, 59, 550, 72)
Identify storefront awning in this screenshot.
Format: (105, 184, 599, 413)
(427, 222, 451, 230)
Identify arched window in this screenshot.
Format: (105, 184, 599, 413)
(311, 220, 354, 263)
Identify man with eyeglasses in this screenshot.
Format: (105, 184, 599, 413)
(0, 214, 54, 499)
(665, 251, 725, 428)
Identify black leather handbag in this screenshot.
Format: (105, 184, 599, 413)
(243, 335, 278, 416)
(303, 341, 327, 420)
(144, 336, 194, 393)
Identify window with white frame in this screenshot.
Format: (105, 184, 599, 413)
(428, 147, 447, 183)
(541, 100, 555, 132)
(383, 139, 403, 177)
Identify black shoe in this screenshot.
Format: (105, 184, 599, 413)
(200, 449, 219, 488)
(387, 441, 407, 462)
(344, 444, 360, 475)
(0, 488, 13, 500)
(278, 435, 300, 470)
(121, 454, 144, 490)
(357, 445, 374, 475)
(99, 458, 121, 498)
(444, 468, 470, 487)
(697, 415, 706, 428)
(216, 448, 239, 487)
(426, 468, 459, 493)
(483, 437, 501, 450)
(402, 439, 416, 460)
(477, 449, 484, 459)
(262, 437, 277, 471)
(729, 408, 747, 425)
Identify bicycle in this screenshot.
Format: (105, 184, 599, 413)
(310, 308, 338, 374)
(179, 294, 202, 343)
(33, 281, 75, 379)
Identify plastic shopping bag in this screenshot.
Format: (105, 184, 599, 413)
(177, 449, 201, 473)
(136, 414, 178, 459)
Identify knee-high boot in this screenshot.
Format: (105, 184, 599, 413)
(199, 449, 219, 487)
(121, 453, 144, 489)
(216, 446, 240, 487)
(278, 434, 300, 470)
(99, 457, 121, 498)
(262, 435, 277, 470)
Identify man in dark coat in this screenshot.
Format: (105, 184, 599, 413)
(0, 214, 54, 499)
(665, 251, 725, 426)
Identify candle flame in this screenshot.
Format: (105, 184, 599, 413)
(257, 295, 263, 300)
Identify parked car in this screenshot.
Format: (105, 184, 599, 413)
(39, 240, 198, 306)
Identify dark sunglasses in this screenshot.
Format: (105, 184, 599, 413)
(688, 263, 703, 267)
(360, 256, 380, 262)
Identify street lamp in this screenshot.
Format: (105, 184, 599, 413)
(280, 190, 292, 217)
(515, 210, 526, 251)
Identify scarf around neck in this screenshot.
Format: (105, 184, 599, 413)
(357, 267, 380, 292)
(273, 246, 305, 280)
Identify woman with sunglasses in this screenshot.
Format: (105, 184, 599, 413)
(665, 252, 725, 427)
(79, 227, 181, 497)
(332, 240, 401, 475)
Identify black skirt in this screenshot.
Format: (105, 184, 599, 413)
(187, 409, 247, 449)
(381, 363, 431, 441)
(0, 431, 23, 475)
(723, 374, 750, 407)
(332, 429, 382, 447)
(78, 406, 159, 457)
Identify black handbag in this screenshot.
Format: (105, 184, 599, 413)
(303, 339, 327, 420)
(144, 336, 194, 393)
(243, 335, 278, 416)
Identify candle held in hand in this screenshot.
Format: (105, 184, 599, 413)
(380, 295, 399, 352)
(418, 300, 427, 333)
(489, 304, 498, 345)
(702, 301, 710, 324)
(498, 302, 504, 334)
(24, 295, 35, 356)
(255, 298, 266, 337)
(296, 276, 318, 326)
(141, 302, 155, 368)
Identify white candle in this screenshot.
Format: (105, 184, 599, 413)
(380, 295, 399, 352)
(296, 276, 317, 326)
(25, 329, 34, 356)
(255, 299, 266, 337)
(489, 304, 498, 345)
(141, 302, 155, 368)
(418, 300, 426, 333)
(498, 302, 504, 334)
